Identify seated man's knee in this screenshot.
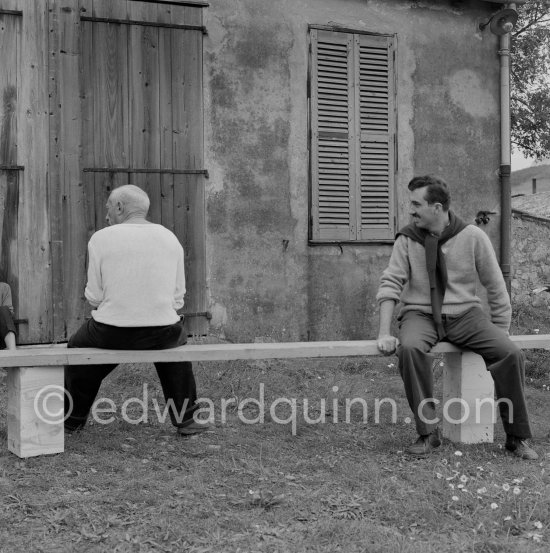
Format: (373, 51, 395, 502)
(488, 340, 523, 366)
(398, 338, 431, 357)
(500, 340, 522, 360)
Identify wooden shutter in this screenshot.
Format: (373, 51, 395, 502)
(310, 28, 395, 242)
(356, 34, 395, 240)
(310, 29, 355, 241)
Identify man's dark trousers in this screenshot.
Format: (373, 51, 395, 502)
(397, 306, 532, 439)
(64, 317, 198, 431)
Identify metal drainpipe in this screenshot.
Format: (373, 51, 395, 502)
(499, 29, 512, 295)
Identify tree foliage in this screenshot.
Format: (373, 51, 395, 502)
(511, 1, 550, 160)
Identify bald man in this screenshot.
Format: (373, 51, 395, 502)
(64, 185, 207, 436)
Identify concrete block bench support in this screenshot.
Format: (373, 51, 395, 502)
(2, 335, 548, 458)
(7, 366, 65, 458)
(442, 351, 494, 444)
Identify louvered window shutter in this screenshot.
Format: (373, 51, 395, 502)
(310, 29, 355, 241)
(310, 29, 395, 242)
(356, 34, 395, 240)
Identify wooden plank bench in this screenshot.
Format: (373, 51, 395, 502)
(1, 335, 548, 458)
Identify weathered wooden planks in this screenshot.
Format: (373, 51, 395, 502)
(79, 0, 207, 336)
(49, 0, 83, 341)
(171, 5, 206, 336)
(88, 0, 130, 224)
(128, 1, 162, 222)
(158, 4, 175, 233)
(18, 0, 52, 343)
(0, 10, 20, 307)
(6, 0, 207, 342)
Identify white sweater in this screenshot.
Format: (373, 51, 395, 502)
(85, 223, 186, 327)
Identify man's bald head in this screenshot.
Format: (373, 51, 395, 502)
(106, 185, 150, 225)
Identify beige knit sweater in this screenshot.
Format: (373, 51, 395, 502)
(376, 225, 511, 329)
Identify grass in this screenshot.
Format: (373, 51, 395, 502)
(0, 309, 550, 552)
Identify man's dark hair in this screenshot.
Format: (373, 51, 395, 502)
(408, 175, 451, 211)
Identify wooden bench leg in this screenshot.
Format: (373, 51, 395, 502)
(6, 366, 65, 457)
(442, 352, 495, 444)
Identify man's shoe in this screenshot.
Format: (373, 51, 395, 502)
(177, 420, 211, 436)
(405, 428, 441, 456)
(505, 436, 539, 460)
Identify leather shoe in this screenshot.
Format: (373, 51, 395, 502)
(405, 428, 441, 456)
(505, 435, 538, 460)
(177, 420, 211, 436)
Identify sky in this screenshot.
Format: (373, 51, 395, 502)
(512, 150, 537, 171)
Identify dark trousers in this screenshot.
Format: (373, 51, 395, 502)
(397, 307, 532, 439)
(64, 317, 198, 430)
(0, 305, 16, 349)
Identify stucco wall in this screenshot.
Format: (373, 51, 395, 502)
(511, 212, 550, 308)
(203, 0, 502, 342)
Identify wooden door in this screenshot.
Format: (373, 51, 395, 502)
(0, 2, 51, 344)
(50, 0, 208, 340)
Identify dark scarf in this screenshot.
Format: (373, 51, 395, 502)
(397, 211, 468, 339)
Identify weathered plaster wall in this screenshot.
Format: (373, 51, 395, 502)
(204, 0, 501, 342)
(511, 213, 550, 308)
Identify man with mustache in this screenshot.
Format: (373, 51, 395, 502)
(376, 175, 537, 460)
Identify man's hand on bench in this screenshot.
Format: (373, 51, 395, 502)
(377, 335, 398, 355)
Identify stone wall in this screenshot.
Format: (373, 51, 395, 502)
(511, 211, 550, 308)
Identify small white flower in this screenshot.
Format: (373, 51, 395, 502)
(460, 475, 468, 483)
(449, 483, 455, 490)
(436, 472, 443, 479)
(532, 533, 543, 543)
(490, 503, 499, 510)
(502, 483, 510, 492)
(477, 487, 487, 494)
(457, 484, 464, 489)
(504, 516, 512, 521)
(452, 495, 459, 501)
(455, 451, 463, 457)
(533, 521, 543, 529)
(513, 487, 521, 495)
(512, 477, 525, 484)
